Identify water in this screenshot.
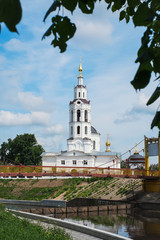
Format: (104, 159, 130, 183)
(5, 203, 160, 240)
(53, 209, 160, 240)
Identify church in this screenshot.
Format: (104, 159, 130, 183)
(42, 62, 121, 170)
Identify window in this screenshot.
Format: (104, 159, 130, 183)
(77, 110, 81, 122)
(79, 92, 80, 97)
(61, 160, 65, 165)
(71, 126, 73, 135)
(85, 126, 87, 134)
(71, 110, 73, 122)
(77, 126, 80, 134)
(85, 110, 88, 122)
(77, 101, 80, 104)
(83, 92, 85, 98)
(73, 160, 77, 165)
(93, 141, 96, 150)
(83, 160, 87, 165)
(75, 92, 76, 98)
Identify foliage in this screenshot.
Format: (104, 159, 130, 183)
(0, 206, 72, 240)
(121, 160, 127, 168)
(0, 0, 159, 129)
(0, 134, 44, 165)
(149, 163, 159, 170)
(0, 0, 22, 33)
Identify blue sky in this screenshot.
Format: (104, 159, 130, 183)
(0, 0, 159, 162)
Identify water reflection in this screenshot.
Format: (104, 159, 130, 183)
(53, 209, 160, 240)
(4, 203, 160, 240)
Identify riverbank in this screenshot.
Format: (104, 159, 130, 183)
(0, 204, 72, 240)
(0, 177, 142, 201)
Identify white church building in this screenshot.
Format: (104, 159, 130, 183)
(42, 62, 121, 170)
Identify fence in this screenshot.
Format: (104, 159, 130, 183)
(0, 165, 159, 178)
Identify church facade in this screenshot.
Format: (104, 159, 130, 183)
(42, 62, 121, 170)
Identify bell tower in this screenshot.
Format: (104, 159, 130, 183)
(67, 60, 100, 153)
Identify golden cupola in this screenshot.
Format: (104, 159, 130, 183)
(134, 145, 138, 154)
(78, 57, 83, 77)
(106, 134, 111, 152)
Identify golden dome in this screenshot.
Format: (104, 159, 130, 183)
(134, 145, 138, 154)
(105, 134, 111, 152)
(106, 134, 111, 146)
(78, 57, 83, 77)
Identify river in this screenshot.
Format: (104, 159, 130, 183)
(53, 209, 160, 240)
(5, 203, 160, 240)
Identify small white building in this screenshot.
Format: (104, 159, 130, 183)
(42, 62, 121, 171)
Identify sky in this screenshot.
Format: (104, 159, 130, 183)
(0, 0, 159, 163)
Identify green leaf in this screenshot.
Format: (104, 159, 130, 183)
(147, 86, 160, 105)
(125, 13, 130, 23)
(119, 10, 126, 21)
(127, 0, 140, 8)
(151, 0, 160, 11)
(153, 53, 160, 73)
(112, 0, 126, 11)
(151, 111, 160, 129)
(126, 6, 134, 16)
(43, 0, 61, 22)
(131, 63, 152, 90)
(107, 2, 112, 10)
(133, 2, 154, 27)
(42, 25, 53, 39)
(78, 0, 95, 14)
(62, 0, 78, 13)
(0, 0, 22, 33)
(141, 28, 152, 47)
(43, 16, 76, 53)
(135, 47, 153, 64)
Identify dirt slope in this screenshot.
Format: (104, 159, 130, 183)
(0, 178, 143, 201)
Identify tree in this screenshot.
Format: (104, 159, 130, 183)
(0, 134, 44, 165)
(0, 0, 160, 130)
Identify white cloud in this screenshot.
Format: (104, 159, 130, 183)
(114, 93, 158, 124)
(0, 111, 50, 126)
(17, 92, 45, 111)
(45, 125, 64, 135)
(74, 18, 114, 49)
(3, 39, 27, 52)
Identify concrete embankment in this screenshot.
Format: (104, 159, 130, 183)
(12, 210, 132, 240)
(0, 198, 132, 216)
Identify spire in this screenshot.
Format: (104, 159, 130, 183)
(134, 145, 138, 154)
(106, 134, 111, 152)
(77, 57, 83, 85)
(78, 56, 83, 77)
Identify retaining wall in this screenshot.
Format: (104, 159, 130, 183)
(12, 210, 132, 240)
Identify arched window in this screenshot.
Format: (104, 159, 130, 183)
(85, 110, 88, 122)
(71, 126, 73, 135)
(77, 126, 80, 134)
(85, 126, 87, 134)
(75, 92, 76, 99)
(77, 110, 81, 122)
(83, 92, 85, 98)
(93, 141, 96, 150)
(79, 92, 80, 97)
(71, 110, 73, 122)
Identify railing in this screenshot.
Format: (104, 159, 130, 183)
(0, 165, 159, 178)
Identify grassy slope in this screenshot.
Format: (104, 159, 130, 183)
(0, 204, 72, 240)
(0, 177, 142, 201)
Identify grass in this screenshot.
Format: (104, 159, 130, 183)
(0, 178, 142, 201)
(0, 204, 72, 240)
